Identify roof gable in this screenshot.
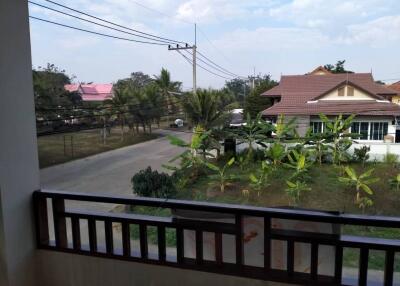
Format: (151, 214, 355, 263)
(308, 66, 332, 75)
(312, 80, 383, 101)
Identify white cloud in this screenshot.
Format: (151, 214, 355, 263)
(213, 26, 330, 52)
(268, 0, 397, 30)
(339, 15, 400, 46)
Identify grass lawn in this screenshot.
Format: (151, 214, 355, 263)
(130, 160, 400, 271)
(38, 128, 159, 168)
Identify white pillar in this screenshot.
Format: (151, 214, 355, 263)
(0, 1, 40, 285)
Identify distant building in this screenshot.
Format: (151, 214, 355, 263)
(64, 83, 114, 102)
(388, 81, 400, 105)
(261, 67, 400, 142)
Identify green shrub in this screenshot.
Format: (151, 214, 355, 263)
(131, 167, 176, 198)
(383, 153, 398, 166)
(353, 146, 370, 165)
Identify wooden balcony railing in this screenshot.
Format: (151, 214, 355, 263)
(33, 190, 400, 286)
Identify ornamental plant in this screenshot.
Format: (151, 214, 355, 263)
(338, 166, 379, 213)
(265, 142, 286, 167)
(389, 174, 400, 192)
(205, 157, 236, 192)
(285, 180, 311, 206)
(249, 161, 271, 196)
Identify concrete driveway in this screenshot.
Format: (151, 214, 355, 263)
(40, 129, 191, 197)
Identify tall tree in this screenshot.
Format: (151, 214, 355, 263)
(104, 88, 130, 140)
(324, 60, 353, 74)
(33, 63, 81, 124)
(154, 68, 181, 125)
(224, 78, 250, 104)
(114, 71, 153, 91)
(244, 74, 277, 118)
(182, 88, 230, 129)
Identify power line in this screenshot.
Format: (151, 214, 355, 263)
(181, 49, 239, 80)
(195, 50, 243, 78)
(29, 16, 168, 46)
(175, 50, 232, 80)
(36, 97, 183, 113)
(28, 1, 176, 45)
(42, 0, 187, 45)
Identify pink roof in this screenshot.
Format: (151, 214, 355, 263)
(64, 84, 80, 93)
(64, 83, 114, 101)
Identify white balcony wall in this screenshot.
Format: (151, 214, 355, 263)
(0, 1, 39, 286)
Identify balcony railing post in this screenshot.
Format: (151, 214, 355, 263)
(384, 250, 395, 286)
(52, 197, 67, 248)
(264, 217, 271, 271)
(33, 192, 49, 247)
(235, 214, 243, 266)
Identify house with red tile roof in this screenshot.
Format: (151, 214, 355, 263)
(64, 83, 114, 102)
(388, 81, 400, 105)
(261, 68, 400, 142)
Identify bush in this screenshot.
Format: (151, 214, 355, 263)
(131, 167, 176, 198)
(353, 146, 370, 165)
(383, 153, 398, 166)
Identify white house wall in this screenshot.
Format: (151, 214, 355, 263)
(319, 85, 374, 101)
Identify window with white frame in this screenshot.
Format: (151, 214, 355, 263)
(369, 122, 388, 140)
(351, 122, 369, 140)
(310, 122, 323, 134)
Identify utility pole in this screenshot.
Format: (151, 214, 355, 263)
(252, 67, 256, 90)
(193, 23, 197, 95)
(168, 23, 197, 96)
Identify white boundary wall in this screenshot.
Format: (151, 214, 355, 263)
(236, 142, 400, 162)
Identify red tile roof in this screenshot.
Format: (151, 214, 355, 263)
(262, 73, 400, 117)
(388, 81, 400, 93)
(64, 83, 114, 101)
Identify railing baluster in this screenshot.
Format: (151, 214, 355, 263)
(287, 240, 294, 277)
(105, 220, 113, 255)
(71, 217, 81, 250)
(310, 242, 318, 280)
(122, 222, 131, 257)
(235, 214, 243, 266)
(88, 218, 97, 253)
(157, 226, 166, 262)
(334, 246, 343, 284)
(384, 250, 395, 286)
(195, 230, 203, 264)
(139, 224, 148, 259)
(358, 248, 369, 286)
(264, 217, 271, 271)
(176, 227, 184, 264)
(52, 198, 67, 248)
(34, 193, 49, 247)
(215, 232, 223, 265)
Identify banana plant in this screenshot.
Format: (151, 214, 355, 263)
(265, 142, 286, 167)
(273, 115, 298, 142)
(285, 180, 311, 206)
(389, 174, 400, 191)
(305, 132, 329, 165)
(338, 166, 379, 212)
(231, 112, 273, 162)
(249, 161, 271, 196)
(284, 150, 313, 181)
(319, 113, 356, 165)
(205, 157, 236, 192)
(162, 133, 207, 176)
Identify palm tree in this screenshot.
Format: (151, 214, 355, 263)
(104, 88, 130, 140)
(154, 68, 181, 125)
(182, 89, 229, 129)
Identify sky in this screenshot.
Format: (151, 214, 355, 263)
(29, 0, 400, 89)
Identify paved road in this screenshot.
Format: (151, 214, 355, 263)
(41, 129, 191, 198)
